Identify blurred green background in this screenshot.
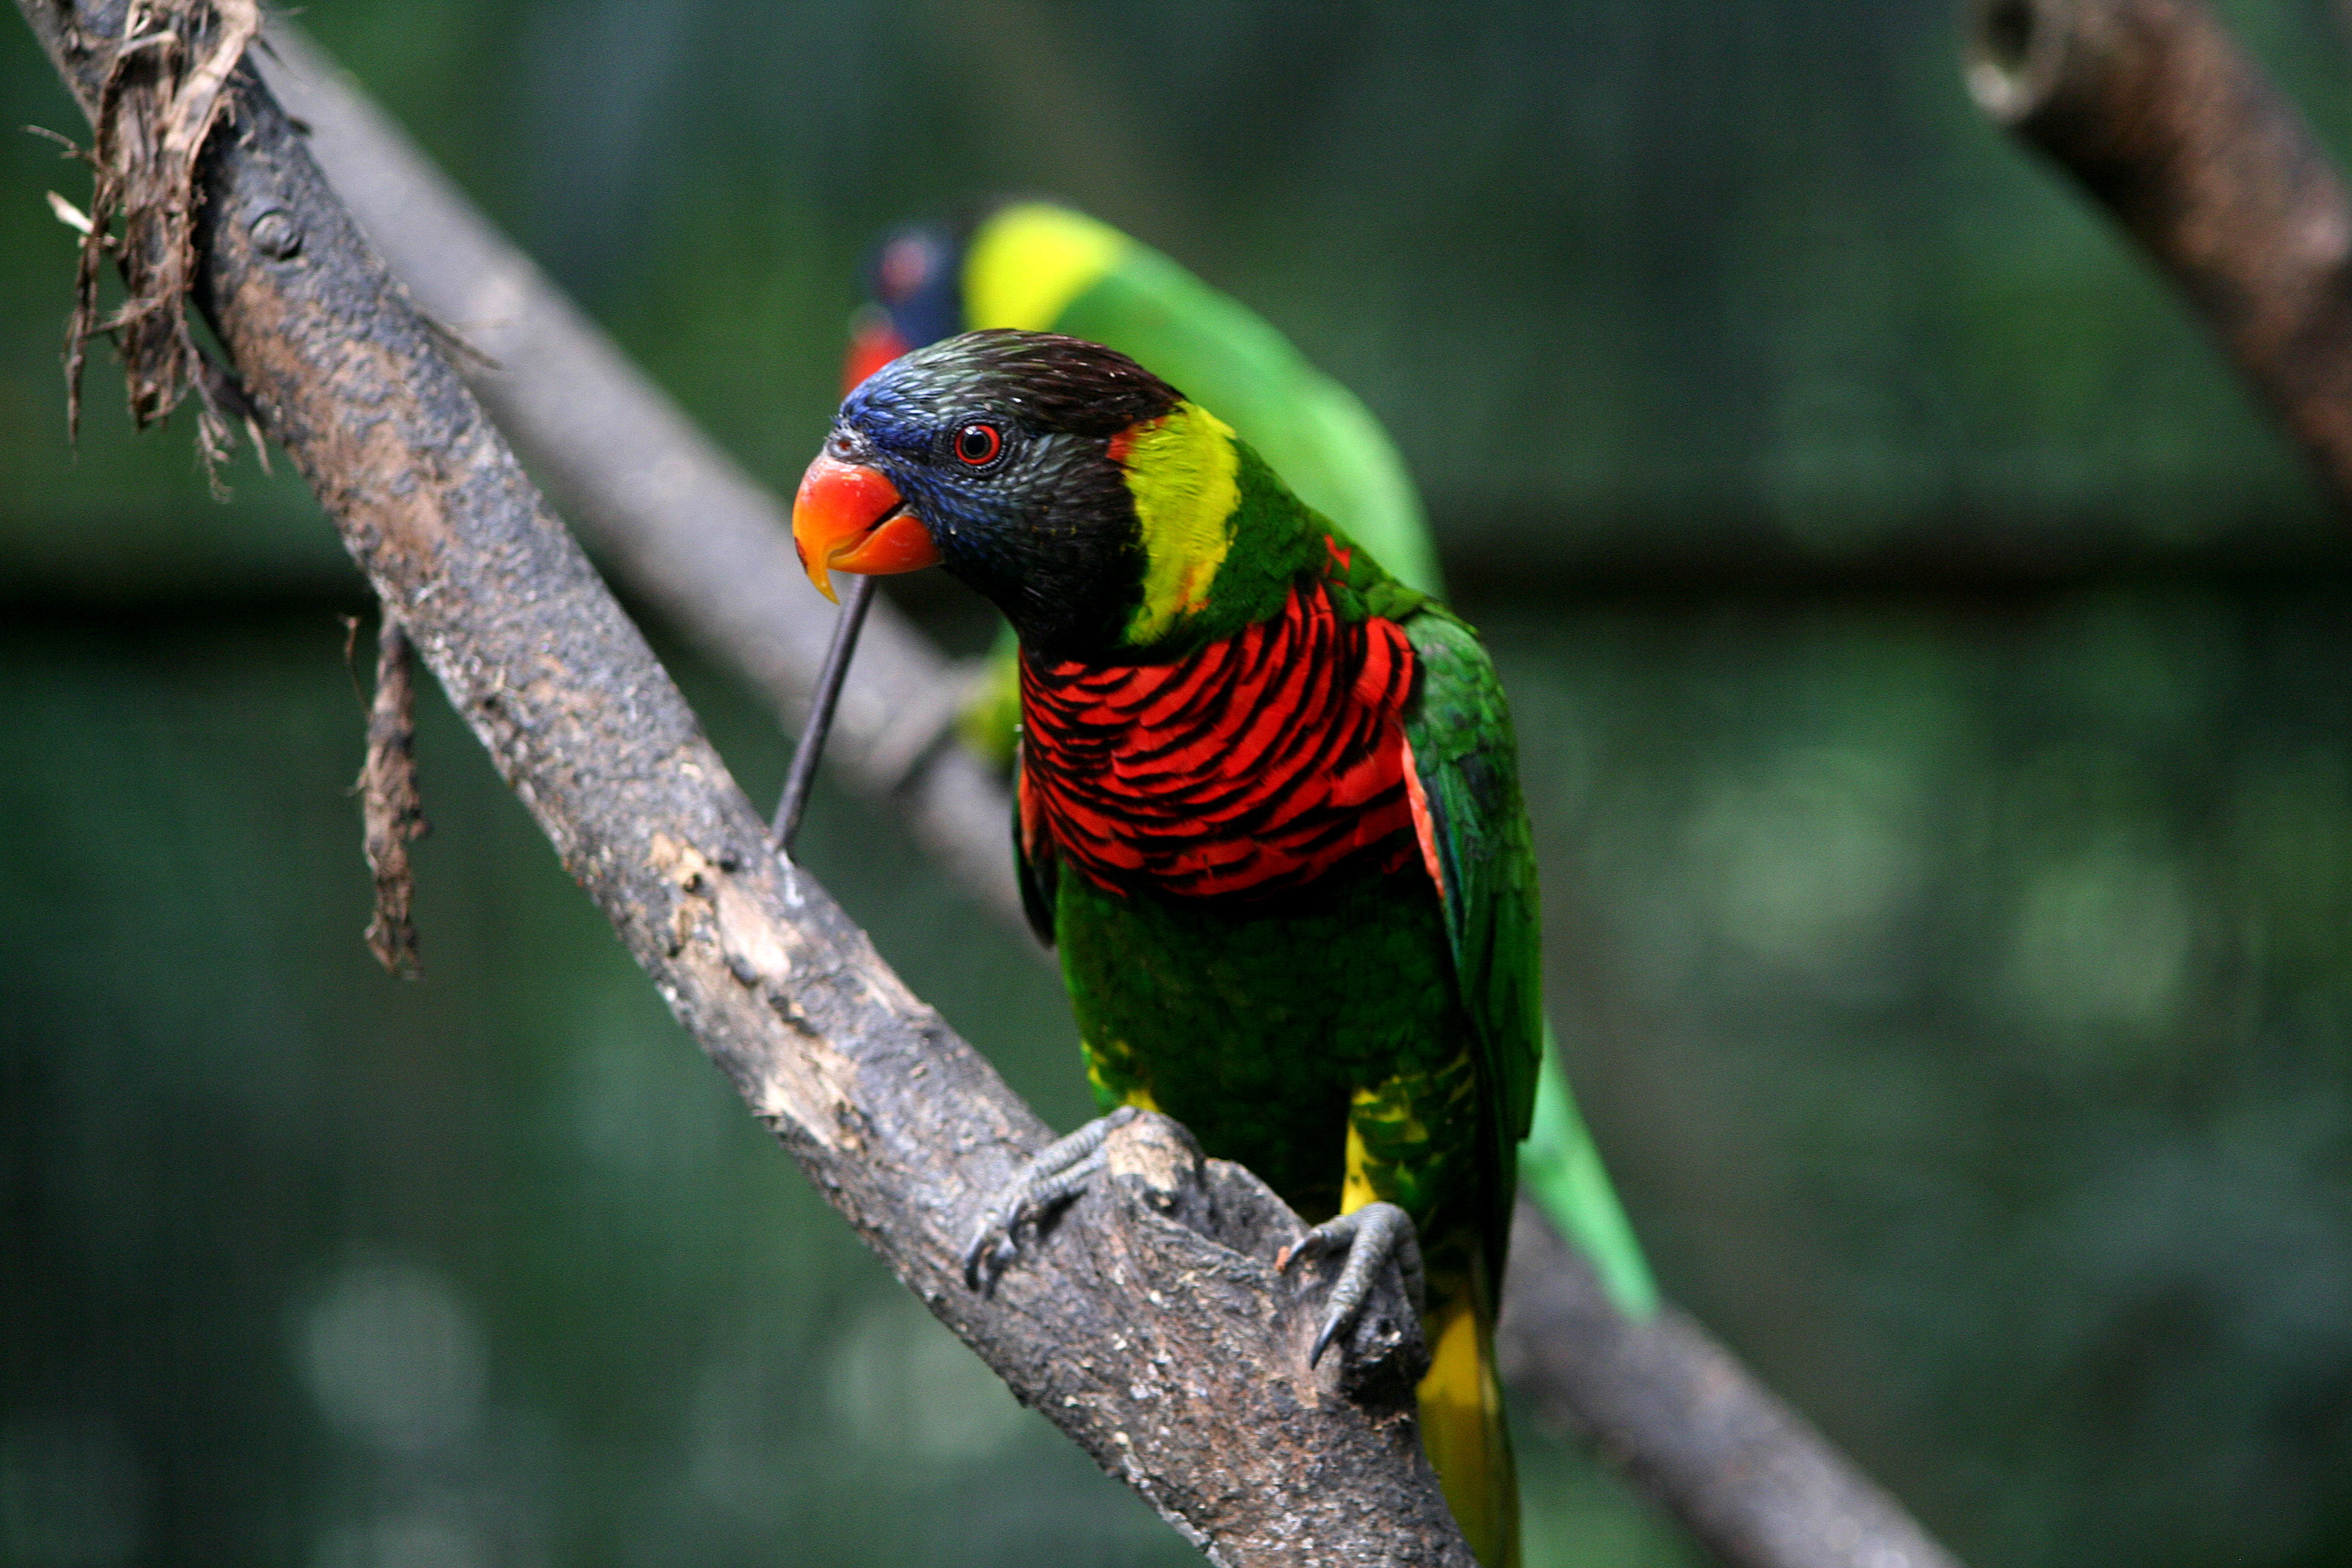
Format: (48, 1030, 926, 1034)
(5, 2, 2351, 1565)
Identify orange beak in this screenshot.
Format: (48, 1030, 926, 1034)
(791, 453, 941, 602)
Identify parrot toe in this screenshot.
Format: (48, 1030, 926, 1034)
(961, 1105, 1141, 1293)
(1276, 1200, 1426, 1367)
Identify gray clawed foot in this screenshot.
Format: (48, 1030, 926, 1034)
(1275, 1201, 1426, 1367)
(962, 1105, 1141, 1293)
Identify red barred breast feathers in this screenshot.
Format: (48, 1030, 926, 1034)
(1019, 578, 1420, 900)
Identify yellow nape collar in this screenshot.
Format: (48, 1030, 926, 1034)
(1118, 401, 1239, 645)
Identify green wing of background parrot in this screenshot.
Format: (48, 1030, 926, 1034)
(1522, 1025, 1655, 1313)
(962, 202, 1443, 596)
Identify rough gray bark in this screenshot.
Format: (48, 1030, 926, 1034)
(1965, 0, 2352, 510)
(18, 3, 1462, 1562)
(240, 22, 1972, 1568)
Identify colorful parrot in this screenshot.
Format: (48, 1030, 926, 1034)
(798, 329, 1562, 1563)
(844, 201, 1656, 1333)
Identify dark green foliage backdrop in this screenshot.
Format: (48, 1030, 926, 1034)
(5, 3, 2350, 1566)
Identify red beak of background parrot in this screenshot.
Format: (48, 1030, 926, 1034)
(791, 453, 941, 602)
(841, 313, 910, 394)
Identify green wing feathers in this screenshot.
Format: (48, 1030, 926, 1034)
(1400, 610, 1544, 1256)
(1403, 608, 1657, 1318)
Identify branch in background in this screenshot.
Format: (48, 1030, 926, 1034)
(1500, 1207, 1961, 1568)
(18, 5, 1467, 1562)
(1965, 0, 2352, 512)
(243, 22, 1972, 1568)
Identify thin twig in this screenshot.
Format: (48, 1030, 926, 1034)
(771, 573, 878, 858)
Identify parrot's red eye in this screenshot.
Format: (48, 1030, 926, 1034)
(953, 422, 1004, 467)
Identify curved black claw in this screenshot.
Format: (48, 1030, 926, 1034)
(962, 1105, 1141, 1294)
(1275, 1201, 1426, 1367)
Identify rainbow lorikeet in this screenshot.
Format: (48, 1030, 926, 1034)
(795, 329, 1548, 1563)
(845, 201, 1656, 1330)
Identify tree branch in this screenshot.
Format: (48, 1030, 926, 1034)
(1965, 0, 2352, 511)
(238, 22, 1971, 1568)
(1499, 1204, 1960, 1568)
(18, 3, 1464, 1562)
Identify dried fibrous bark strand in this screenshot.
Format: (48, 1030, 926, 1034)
(62, 0, 259, 476)
(359, 612, 427, 977)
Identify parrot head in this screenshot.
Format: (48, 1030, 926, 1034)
(840, 201, 1129, 393)
(800, 329, 1176, 658)
(841, 216, 970, 393)
(795, 328, 1247, 659)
